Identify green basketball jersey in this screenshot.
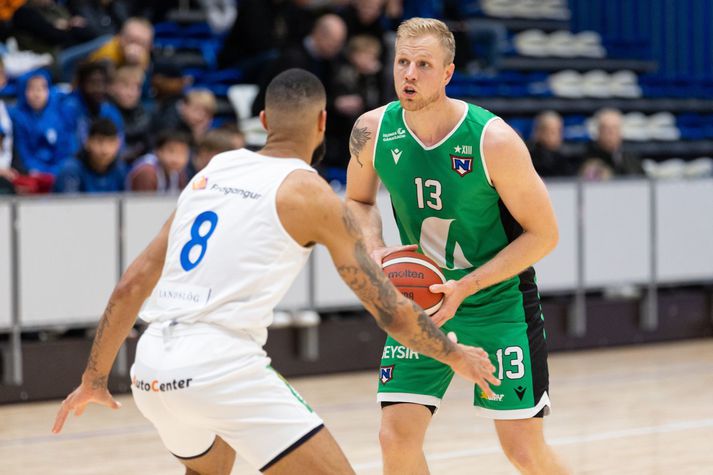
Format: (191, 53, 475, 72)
(374, 100, 539, 321)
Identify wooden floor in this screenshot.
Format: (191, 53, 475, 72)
(1, 339, 712, 474)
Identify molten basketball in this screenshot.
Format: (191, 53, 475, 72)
(381, 250, 446, 315)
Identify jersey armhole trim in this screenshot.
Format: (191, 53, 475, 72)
(480, 116, 501, 188)
(272, 168, 317, 253)
(372, 106, 388, 167)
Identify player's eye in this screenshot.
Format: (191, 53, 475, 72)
(398, 58, 408, 66)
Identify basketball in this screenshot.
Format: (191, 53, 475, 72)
(381, 250, 446, 315)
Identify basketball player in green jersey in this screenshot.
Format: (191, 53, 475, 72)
(345, 18, 569, 474)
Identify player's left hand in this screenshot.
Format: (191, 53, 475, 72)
(52, 381, 121, 434)
(429, 280, 470, 327)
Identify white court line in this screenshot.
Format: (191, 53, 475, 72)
(352, 418, 713, 470)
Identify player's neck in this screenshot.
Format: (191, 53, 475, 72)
(258, 138, 313, 164)
(403, 96, 463, 147)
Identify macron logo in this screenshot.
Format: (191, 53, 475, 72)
(391, 148, 403, 164)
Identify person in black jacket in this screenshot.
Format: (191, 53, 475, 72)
(109, 64, 151, 163)
(528, 111, 579, 177)
(582, 108, 643, 180)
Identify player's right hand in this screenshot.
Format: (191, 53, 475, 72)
(448, 343, 500, 398)
(52, 381, 121, 434)
(371, 243, 418, 266)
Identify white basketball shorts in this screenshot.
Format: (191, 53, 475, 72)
(130, 321, 323, 471)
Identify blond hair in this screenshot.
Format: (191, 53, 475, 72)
(112, 64, 145, 85)
(396, 17, 456, 65)
(185, 89, 217, 114)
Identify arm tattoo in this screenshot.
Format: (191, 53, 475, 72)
(85, 300, 116, 382)
(337, 209, 454, 359)
(349, 118, 371, 168)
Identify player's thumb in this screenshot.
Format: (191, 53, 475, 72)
(429, 283, 447, 293)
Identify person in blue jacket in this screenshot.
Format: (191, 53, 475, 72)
(61, 61, 125, 154)
(54, 118, 126, 193)
(10, 69, 73, 176)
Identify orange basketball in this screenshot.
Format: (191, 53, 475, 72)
(381, 250, 446, 315)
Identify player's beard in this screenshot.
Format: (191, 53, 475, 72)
(399, 88, 442, 112)
(311, 139, 326, 165)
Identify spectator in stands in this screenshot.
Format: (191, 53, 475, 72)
(61, 61, 124, 155)
(154, 88, 217, 145)
(187, 128, 239, 179)
(217, 123, 246, 149)
(327, 35, 384, 169)
(528, 111, 578, 177)
(54, 118, 126, 193)
(251, 13, 347, 116)
(582, 108, 643, 180)
(90, 17, 154, 73)
(109, 65, 151, 163)
(217, 0, 317, 74)
(11, 0, 95, 56)
(150, 60, 191, 118)
(11, 70, 73, 177)
(67, 0, 130, 38)
(0, 58, 13, 181)
(340, 0, 389, 54)
(127, 129, 191, 192)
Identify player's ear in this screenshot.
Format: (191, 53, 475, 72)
(259, 110, 268, 131)
(318, 109, 327, 132)
(444, 62, 455, 86)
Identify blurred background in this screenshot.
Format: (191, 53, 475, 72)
(0, 1, 711, 473)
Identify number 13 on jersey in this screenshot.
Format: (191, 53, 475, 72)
(180, 211, 219, 271)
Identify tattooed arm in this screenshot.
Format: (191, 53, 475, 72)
(278, 171, 499, 391)
(345, 109, 388, 255)
(53, 213, 174, 433)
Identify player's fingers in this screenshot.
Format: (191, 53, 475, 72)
(385, 244, 418, 256)
(52, 404, 71, 434)
(479, 381, 496, 399)
(447, 331, 458, 343)
(485, 372, 501, 386)
(74, 403, 87, 417)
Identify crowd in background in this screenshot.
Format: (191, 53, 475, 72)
(0, 0, 644, 196)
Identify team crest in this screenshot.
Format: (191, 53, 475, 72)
(450, 155, 474, 177)
(379, 365, 395, 384)
(192, 176, 208, 190)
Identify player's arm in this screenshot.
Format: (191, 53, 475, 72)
(430, 119, 559, 325)
(279, 171, 499, 391)
(52, 212, 175, 433)
(345, 108, 414, 259)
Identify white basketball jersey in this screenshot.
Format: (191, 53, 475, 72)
(139, 149, 315, 343)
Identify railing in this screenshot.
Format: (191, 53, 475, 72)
(1, 178, 712, 384)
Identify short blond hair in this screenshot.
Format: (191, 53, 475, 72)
(396, 17, 455, 65)
(185, 89, 217, 114)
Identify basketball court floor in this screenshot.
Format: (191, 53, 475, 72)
(1, 339, 712, 474)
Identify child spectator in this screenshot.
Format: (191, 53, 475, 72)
(11, 70, 73, 176)
(127, 130, 191, 192)
(54, 118, 126, 193)
(187, 128, 240, 179)
(326, 35, 383, 169)
(154, 89, 217, 145)
(109, 64, 150, 162)
(61, 61, 124, 154)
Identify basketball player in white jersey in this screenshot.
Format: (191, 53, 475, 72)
(52, 69, 499, 474)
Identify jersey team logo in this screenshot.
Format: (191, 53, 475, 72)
(450, 155, 474, 177)
(379, 365, 395, 384)
(192, 176, 208, 190)
(391, 148, 403, 164)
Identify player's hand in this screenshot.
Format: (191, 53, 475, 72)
(52, 379, 121, 434)
(448, 341, 500, 398)
(371, 243, 418, 266)
(429, 279, 470, 327)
